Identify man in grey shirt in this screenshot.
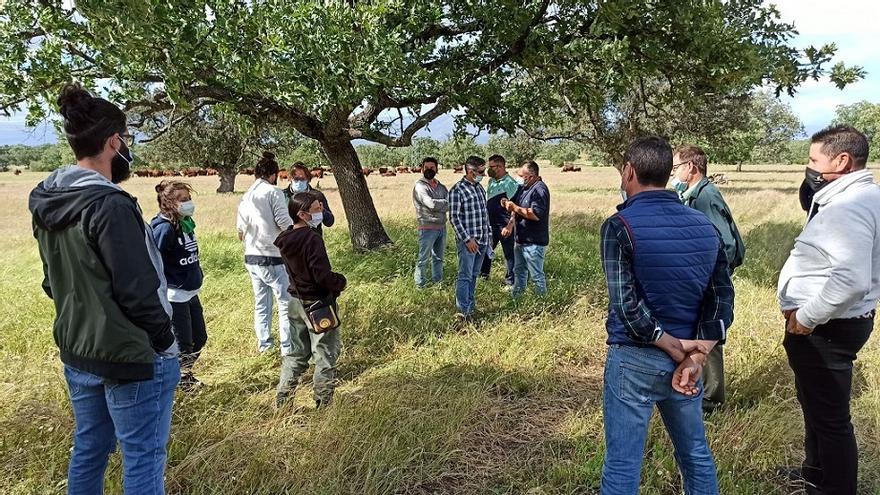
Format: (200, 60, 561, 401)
(412, 157, 449, 288)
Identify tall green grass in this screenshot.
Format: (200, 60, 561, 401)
(1, 170, 879, 494)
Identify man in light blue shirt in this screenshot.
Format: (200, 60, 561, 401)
(480, 154, 520, 286)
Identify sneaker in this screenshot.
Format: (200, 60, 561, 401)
(315, 397, 334, 410)
(178, 373, 202, 392)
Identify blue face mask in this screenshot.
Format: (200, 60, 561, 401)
(671, 177, 688, 194)
(474, 174, 484, 184)
(291, 180, 308, 193)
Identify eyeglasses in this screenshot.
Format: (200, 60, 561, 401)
(119, 133, 135, 147)
(671, 160, 691, 175)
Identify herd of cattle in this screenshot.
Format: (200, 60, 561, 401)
(128, 163, 586, 179)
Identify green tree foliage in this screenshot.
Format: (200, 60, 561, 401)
(438, 135, 483, 169)
(406, 137, 441, 168)
(538, 140, 586, 167)
(833, 102, 880, 161)
(485, 133, 541, 167)
(704, 92, 804, 169)
(355, 144, 405, 170)
(0, 1, 861, 248)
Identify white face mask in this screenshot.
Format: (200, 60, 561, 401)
(177, 200, 195, 217)
(291, 180, 309, 193)
(306, 211, 323, 228)
(514, 175, 525, 186)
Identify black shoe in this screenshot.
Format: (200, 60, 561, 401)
(775, 466, 822, 492)
(315, 397, 333, 410)
(276, 392, 290, 409)
(178, 373, 202, 392)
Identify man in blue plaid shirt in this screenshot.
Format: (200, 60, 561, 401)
(448, 155, 491, 319)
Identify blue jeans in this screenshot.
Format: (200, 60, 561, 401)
(512, 243, 547, 297)
(455, 240, 488, 315)
(65, 355, 180, 495)
(245, 263, 292, 355)
(601, 345, 718, 495)
(414, 228, 447, 287)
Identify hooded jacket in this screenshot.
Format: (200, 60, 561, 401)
(29, 166, 175, 381)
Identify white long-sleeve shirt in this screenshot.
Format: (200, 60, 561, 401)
(236, 178, 293, 258)
(778, 169, 880, 328)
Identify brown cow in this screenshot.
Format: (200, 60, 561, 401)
(278, 170, 290, 181)
(410, 167, 423, 173)
(14, 169, 22, 176)
(310, 168, 324, 179)
(242, 167, 255, 175)
(206, 168, 218, 176)
(148, 169, 162, 177)
(453, 165, 464, 173)
(380, 170, 397, 177)
(379, 167, 389, 174)
(397, 166, 410, 173)
(362, 168, 373, 176)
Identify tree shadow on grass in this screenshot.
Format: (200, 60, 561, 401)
(322, 214, 609, 382)
(736, 221, 801, 289)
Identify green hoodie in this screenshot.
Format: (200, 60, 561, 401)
(29, 166, 174, 381)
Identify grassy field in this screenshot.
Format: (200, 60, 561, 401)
(1, 164, 878, 494)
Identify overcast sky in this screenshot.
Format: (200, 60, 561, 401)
(1, 0, 876, 146)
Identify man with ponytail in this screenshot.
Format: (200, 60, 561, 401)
(151, 180, 207, 391)
(28, 83, 179, 494)
(236, 151, 295, 355)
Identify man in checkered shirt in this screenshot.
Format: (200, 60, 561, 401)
(448, 155, 491, 319)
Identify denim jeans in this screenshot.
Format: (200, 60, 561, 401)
(479, 224, 516, 285)
(455, 240, 488, 315)
(414, 228, 447, 288)
(601, 345, 718, 495)
(65, 355, 180, 495)
(278, 297, 342, 403)
(512, 243, 547, 297)
(245, 263, 292, 355)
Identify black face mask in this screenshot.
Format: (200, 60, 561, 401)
(804, 167, 829, 193)
(111, 140, 133, 184)
(423, 169, 437, 180)
(799, 179, 814, 212)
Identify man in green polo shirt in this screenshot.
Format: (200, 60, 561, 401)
(480, 154, 521, 286)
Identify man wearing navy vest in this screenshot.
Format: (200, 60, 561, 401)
(600, 137, 734, 495)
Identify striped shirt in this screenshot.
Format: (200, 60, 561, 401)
(448, 177, 491, 245)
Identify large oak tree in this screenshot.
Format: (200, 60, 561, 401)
(0, 0, 861, 249)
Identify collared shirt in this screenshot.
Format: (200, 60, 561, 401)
(236, 178, 293, 259)
(512, 179, 550, 246)
(600, 214, 733, 343)
(487, 174, 520, 201)
(448, 177, 491, 244)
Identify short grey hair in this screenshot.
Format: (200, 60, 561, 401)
(465, 155, 486, 172)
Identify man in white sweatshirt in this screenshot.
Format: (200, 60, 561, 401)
(778, 125, 877, 495)
(236, 152, 294, 355)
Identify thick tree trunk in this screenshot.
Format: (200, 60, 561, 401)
(320, 139, 392, 251)
(217, 166, 237, 193)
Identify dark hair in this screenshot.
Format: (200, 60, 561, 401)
(422, 156, 438, 167)
(522, 160, 539, 176)
(57, 83, 127, 160)
(623, 136, 673, 187)
(674, 145, 708, 175)
(291, 161, 310, 179)
(288, 191, 319, 221)
(487, 154, 506, 165)
(465, 155, 486, 172)
(255, 151, 279, 179)
(155, 180, 194, 223)
(811, 125, 869, 169)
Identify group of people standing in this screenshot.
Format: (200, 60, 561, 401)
(24, 83, 879, 495)
(413, 154, 551, 319)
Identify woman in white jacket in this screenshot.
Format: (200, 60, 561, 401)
(236, 151, 294, 355)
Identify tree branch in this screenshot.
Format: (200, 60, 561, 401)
(351, 96, 451, 147)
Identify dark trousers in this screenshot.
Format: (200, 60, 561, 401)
(702, 344, 725, 411)
(480, 224, 515, 285)
(783, 316, 872, 495)
(170, 295, 208, 371)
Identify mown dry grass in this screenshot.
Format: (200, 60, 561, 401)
(0, 164, 878, 494)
